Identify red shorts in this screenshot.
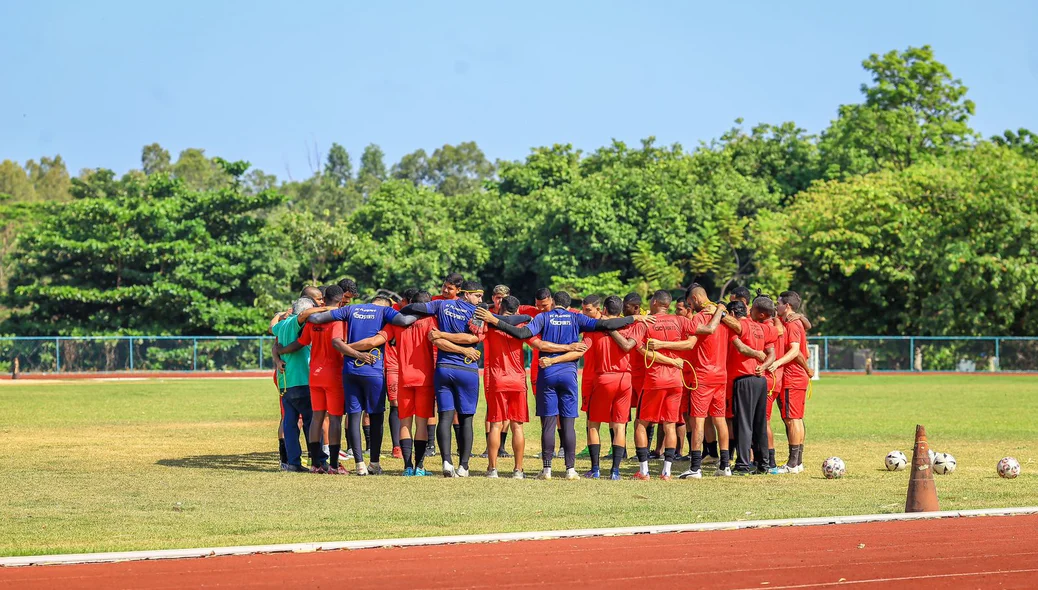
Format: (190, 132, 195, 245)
(725, 380, 735, 419)
(310, 382, 345, 416)
(780, 387, 807, 420)
(587, 373, 632, 424)
(399, 386, 435, 420)
(690, 382, 726, 418)
(631, 377, 645, 407)
(637, 387, 682, 423)
(580, 377, 594, 412)
(765, 373, 778, 420)
(386, 373, 399, 403)
(486, 389, 529, 423)
(680, 388, 691, 417)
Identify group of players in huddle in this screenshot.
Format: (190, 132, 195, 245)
(269, 273, 813, 481)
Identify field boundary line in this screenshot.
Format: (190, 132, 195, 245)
(4, 507, 1037, 568)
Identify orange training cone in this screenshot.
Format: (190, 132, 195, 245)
(905, 424, 940, 513)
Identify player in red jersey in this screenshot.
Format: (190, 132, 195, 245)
(646, 284, 730, 478)
(633, 290, 696, 481)
(576, 295, 602, 459)
(763, 291, 812, 474)
(432, 272, 463, 301)
(728, 296, 778, 475)
(575, 295, 636, 480)
(480, 295, 534, 478)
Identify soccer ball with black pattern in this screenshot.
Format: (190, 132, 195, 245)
(884, 451, 908, 471)
(997, 457, 1021, 479)
(933, 452, 956, 475)
(821, 457, 846, 479)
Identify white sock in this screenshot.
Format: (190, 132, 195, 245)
(322, 444, 330, 455)
(640, 461, 649, 475)
(357, 461, 366, 471)
(663, 461, 672, 476)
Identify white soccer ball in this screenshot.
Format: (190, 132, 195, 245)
(997, 457, 1021, 479)
(933, 452, 956, 475)
(822, 457, 846, 479)
(885, 451, 908, 471)
(928, 449, 937, 465)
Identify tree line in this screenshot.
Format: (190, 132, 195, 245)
(2, 45, 1036, 337)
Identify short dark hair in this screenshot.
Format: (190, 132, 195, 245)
(729, 300, 749, 318)
(651, 290, 672, 306)
(603, 295, 622, 316)
(499, 295, 520, 314)
(582, 294, 601, 307)
(401, 287, 420, 303)
(752, 295, 776, 317)
(337, 278, 359, 295)
(443, 273, 464, 287)
(535, 287, 552, 301)
(460, 280, 483, 293)
(553, 291, 572, 309)
(324, 284, 344, 305)
(730, 286, 751, 302)
(414, 290, 432, 304)
(779, 290, 802, 312)
(623, 292, 642, 306)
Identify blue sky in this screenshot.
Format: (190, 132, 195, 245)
(2, 1, 1037, 180)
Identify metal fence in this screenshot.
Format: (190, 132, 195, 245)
(0, 335, 1036, 375)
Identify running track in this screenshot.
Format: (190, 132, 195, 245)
(3, 514, 1036, 589)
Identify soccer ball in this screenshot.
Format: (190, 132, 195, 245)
(928, 449, 937, 465)
(885, 451, 908, 471)
(933, 452, 957, 475)
(822, 457, 846, 479)
(997, 457, 1021, 479)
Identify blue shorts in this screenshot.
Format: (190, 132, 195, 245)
(536, 370, 579, 418)
(344, 372, 386, 415)
(434, 365, 479, 415)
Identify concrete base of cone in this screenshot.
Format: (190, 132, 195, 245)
(906, 424, 940, 512)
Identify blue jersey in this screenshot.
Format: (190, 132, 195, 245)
(425, 299, 481, 368)
(526, 308, 598, 377)
(331, 304, 400, 376)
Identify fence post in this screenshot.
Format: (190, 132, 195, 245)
(258, 338, 263, 370)
(55, 337, 61, 372)
(129, 337, 134, 371)
(193, 338, 198, 372)
(823, 337, 829, 372)
(909, 337, 915, 372)
(994, 338, 1000, 372)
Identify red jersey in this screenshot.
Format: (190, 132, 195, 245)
(642, 314, 695, 390)
(626, 321, 649, 382)
(771, 321, 788, 388)
(782, 317, 810, 389)
(297, 321, 344, 387)
(689, 310, 729, 387)
(485, 323, 528, 392)
(581, 327, 631, 374)
(381, 316, 438, 388)
(516, 306, 543, 383)
(729, 319, 777, 379)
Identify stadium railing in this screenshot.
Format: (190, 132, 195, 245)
(0, 335, 1034, 375)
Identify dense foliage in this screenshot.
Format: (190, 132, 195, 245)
(2, 45, 1036, 336)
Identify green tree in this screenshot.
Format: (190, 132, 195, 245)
(820, 45, 976, 177)
(991, 128, 1038, 161)
(324, 143, 353, 187)
(273, 211, 352, 285)
(141, 143, 172, 176)
(173, 148, 232, 191)
(25, 156, 71, 202)
(391, 148, 430, 186)
(0, 161, 36, 202)
(3, 161, 291, 335)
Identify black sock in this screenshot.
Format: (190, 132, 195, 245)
(499, 431, 508, 455)
(401, 438, 413, 470)
(437, 411, 455, 465)
(691, 450, 703, 472)
(664, 447, 676, 465)
(368, 412, 384, 464)
(728, 439, 736, 461)
(453, 423, 462, 454)
(589, 444, 601, 471)
(306, 441, 318, 466)
(646, 425, 656, 451)
(458, 414, 474, 469)
(795, 444, 804, 467)
(611, 445, 624, 473)
(636, 447, 649, 462)
(347, 413, 364, 462)
(388, 406, 401, 448)
(704, 441, 718, 458)
(541, 416, 558, 468)
(414, 439, 427, 469)
(769, 448, 777, 469)
(560, 417, 577, 469)
(607, 428, 616, 455)
(719, 449, 731, 470)
(329, 444, 340, 469)
(427, 424, 437, 452)
(278, 438, 287, 464)
(363, 424, 371, 451)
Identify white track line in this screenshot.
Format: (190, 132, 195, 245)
(730, 567, 1038, 590)
(3, 507, 1037, 568)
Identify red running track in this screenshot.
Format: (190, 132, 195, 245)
(3, 515, 1037, 589)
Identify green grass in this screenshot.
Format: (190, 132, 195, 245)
(0, 375, 1036, 557)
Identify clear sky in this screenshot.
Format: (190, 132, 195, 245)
(2, 1, 1037, 179)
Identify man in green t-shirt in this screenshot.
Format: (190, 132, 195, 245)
(272, 298, 319, 471)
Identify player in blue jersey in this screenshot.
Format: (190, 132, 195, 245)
(308, 294, 418, 476)
(400, 280, 531, 477)
(477, 291, 652, 480)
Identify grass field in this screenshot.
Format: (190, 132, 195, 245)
(1, 374, 1036, 557)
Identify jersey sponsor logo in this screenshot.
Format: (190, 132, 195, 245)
(352, 312, 377, 320)
(444, 308, 469, 321)
(548, 317, 572, 326)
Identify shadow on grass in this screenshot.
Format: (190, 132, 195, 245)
(157, 452, 278, 472)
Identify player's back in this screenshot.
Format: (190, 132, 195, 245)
(304, 322, 344, 384)
(587, 330, 629, 374)
(485, 326, 527, 392)
(690, 310, 729, 385)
